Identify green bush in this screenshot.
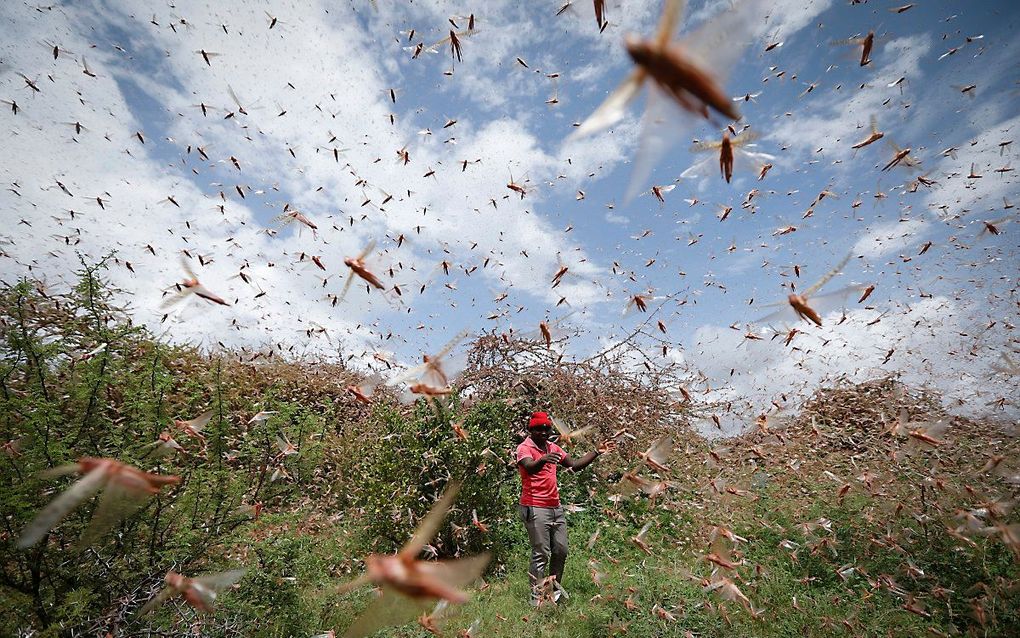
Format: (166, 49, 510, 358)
(351, 397, 527, 570)
(3, 263, 1017, 638)
(0, 261, 339, 635)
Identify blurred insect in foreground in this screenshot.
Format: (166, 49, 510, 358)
(832, 31, 876, 66)
(644, 183, 676, 205)
(338, 481, 490, 638)
(18, 458, 180, 548)
(704, 574, 762, 616)
(681, 128, 774, 183)
(594, 0, 608, 31)
(347, 375, 383, 405)
(418, 15, 478, 64)
(851, 115, 884, 151)
(457, 618, 482, 638)
(337, 240, 386, 304)
(572, 0, 757, 200)
(3, 436, 26, 458)
(881, 136, 922, 172)
(754, 253, 871, 328)
(883, 408, 950, 460)
(161, 257, 230, 309)
(978, 215, 1014, 238)
(990, 352, 1020, 376)
(631, 435, 674, 473)
(616, 435, 674, 501)
(248, 410, 278, 424)
(678, 554, 761, 615)
(144, 432, 185, 459)
(624, 290, 668, 315)
(539, 320, 554, 348)
(525, 312, 575, 350)
(138, 569, 246, 615)
(388, 330, 471, 402)
(550, 416, 598, 446)
(173, 409, 214, 443)
(631, 520, 654, 554)
(700, 531, 744, 572)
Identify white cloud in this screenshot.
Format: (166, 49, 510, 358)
(919, 113, 1020, 222)
(688, 296, 1019, 437)
(605, 210, 629, 225)
(0, 0, 629, 358)
(687, 0, 835, 44)
(0, 0, 1015, 435)
(852, 218, 929, 258)
(766, 35, 935, 168)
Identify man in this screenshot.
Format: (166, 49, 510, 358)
(516, 411, 615, 605)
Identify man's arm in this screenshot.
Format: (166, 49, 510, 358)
(519, 452, 563, 474)
(562, 440, 616, 472)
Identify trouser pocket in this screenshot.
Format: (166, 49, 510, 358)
(518, 505, 532, 523)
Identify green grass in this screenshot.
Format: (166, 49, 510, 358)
(2, 265, 1017, 638)
(204, 492, 996, 638)
(247, 526, 922, 638)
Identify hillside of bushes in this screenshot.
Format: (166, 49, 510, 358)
(1, 262, 1017, 637)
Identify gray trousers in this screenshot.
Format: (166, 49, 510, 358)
(518, 505, 567, 592)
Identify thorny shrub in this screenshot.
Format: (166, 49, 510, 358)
(3, 263, 1017, 637)
(0, 261, 371, 636)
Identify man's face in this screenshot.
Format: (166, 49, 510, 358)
(530, 426, 552, 444)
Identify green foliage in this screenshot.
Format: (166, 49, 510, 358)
(2, 266, 1017, 638)
(352, 397, 526, 569)
(0, 262, 347, 635)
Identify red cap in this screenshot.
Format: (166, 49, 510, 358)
(529, 412, 552, 429)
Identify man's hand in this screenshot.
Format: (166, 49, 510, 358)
(540, 452, 563, 464)
(596, 440, 617, 455)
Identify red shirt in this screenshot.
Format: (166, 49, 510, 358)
(516, 437, 569, 507)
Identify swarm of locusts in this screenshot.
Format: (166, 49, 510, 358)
(2, 0, 1017, 636)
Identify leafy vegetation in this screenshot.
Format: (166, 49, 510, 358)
(1, 264, 1017, 637)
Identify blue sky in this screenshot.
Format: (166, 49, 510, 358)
(1, 0, 1017, 431)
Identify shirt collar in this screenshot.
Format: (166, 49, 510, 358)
(524, 436, 551, 452)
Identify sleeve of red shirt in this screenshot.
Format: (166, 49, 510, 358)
(515, 442, 531, 464)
